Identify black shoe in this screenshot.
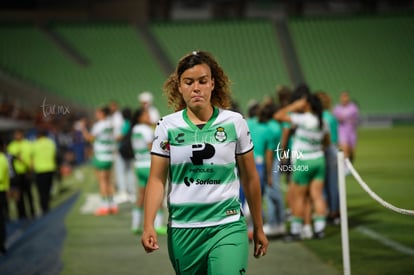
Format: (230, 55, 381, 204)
(283, 233, 302, 242)
(313, 231, 325, 239)
(327, 215, 341, 226)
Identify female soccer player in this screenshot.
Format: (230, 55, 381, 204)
(130, 108, 166, 235)
(81, 106, 117, 215)
(274, 94, 330, 240)
(141, 50, 268, 274)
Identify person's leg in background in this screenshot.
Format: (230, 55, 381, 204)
(264, 159, 286, 236)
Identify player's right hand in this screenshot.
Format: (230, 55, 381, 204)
(141, 228, 159, 253)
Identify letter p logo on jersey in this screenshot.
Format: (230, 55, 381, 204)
(190, 143, 215, 165)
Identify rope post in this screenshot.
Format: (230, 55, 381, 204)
(338, 151, 351, 275)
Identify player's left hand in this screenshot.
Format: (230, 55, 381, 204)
(253, 229, 269, 258)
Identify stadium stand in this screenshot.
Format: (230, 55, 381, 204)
(52, 23, 166, 108)
(0, 23, 166, 112)
(289, 14, 414, 119)
(0, 24, 87, 106)
(150, 19, 292, 112)
(1, 15, 413, 121)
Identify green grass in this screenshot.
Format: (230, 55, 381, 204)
(60, 166, 176, 275)
(303, 125, 414, 275)
(60, 126, 414, 274)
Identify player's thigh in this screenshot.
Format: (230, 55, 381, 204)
(208, 220, 248, 275)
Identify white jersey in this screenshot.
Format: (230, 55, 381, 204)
(110, 111, 124, 138)
(290, 112, 328, 161)
(131, 123, 153, 169)
(91, 119, 115, 162)
(152, 107, 253, 228)
(148, 106, 160, 125)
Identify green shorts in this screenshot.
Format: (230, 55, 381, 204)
(135, 167, 150, 187)
(292, 156, 325, 185)
(168, 218, 248, 275)
(92, 158, 112, 170)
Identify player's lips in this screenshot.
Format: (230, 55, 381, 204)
(191, 96, 203, 101)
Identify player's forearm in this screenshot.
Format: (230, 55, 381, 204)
(243, 180, 264, 230)
(143, 180, 165, 230)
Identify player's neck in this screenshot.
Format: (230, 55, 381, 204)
(186, 105, 214, 124)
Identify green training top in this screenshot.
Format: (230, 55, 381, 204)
(323, 110, 338, 144)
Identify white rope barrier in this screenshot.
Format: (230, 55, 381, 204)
(338, 152, 414, 275)
(345, 158, 414, 216)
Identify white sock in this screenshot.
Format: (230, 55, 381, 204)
(313, 216, 326, 233)
(290, 217, 303, 235)
(100, 198, 109, 209)
(132, 208, 142, 230)
(108, 196, 117, 208)
(154, 211, 164, 228)
(301, 224, 313, 239)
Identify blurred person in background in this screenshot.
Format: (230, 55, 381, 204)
(0, 138, 10, 254)
(109, 100, 129, 202)
(81, 106, 117, 216)
(137, 91, 160, 126)
(261, 102, 286, 237)
(130, 108, 166, 235)
(118, 107, 136, 202)
(31, 129, 57, 215)
(333, 91, 359, 164)
(242, 100, 260, 227)
(246, 100, 270, 239)
(276, 85, 293, 108)
(275, 84, 309, 228)
(316, 91, 340, 225)
(72, 115, 88, 165)
(275, 85, 294, 216)
(141, 51, 268, 274)
(274, 93, 330, 241)
(7, 129, 36, 219)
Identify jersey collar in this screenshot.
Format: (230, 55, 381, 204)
(183, 106, 219, 131)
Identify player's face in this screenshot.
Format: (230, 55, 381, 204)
(340, 92, 350, 105)
(178, 63, 215, 110)
(95, 109, 105, 120)
(139, 110, 151, 125)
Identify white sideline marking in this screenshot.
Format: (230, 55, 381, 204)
(357, 226, 414, 256)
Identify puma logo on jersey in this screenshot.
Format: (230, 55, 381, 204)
(190, 143, 215, 165)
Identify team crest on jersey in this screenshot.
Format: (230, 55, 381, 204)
(214, 127, 227, 142)
(160, 140, 170, 152)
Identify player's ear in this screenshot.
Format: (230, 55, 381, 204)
(177, 79, 183, 94)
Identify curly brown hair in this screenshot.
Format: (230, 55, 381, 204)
(315, 90, 332, 110)
(163, 51, 232, 111)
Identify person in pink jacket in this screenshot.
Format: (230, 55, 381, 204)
(333, 91, 360, 163)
